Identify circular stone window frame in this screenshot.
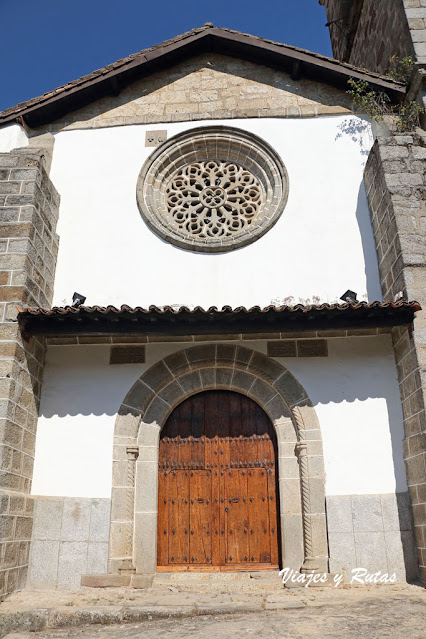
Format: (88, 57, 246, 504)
(136, 126, 289, 253)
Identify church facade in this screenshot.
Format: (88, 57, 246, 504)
(0, 11, 425, 595)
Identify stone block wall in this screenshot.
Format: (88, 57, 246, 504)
(327, 493, 418, 580)
(350, 0, 415, 72)
(322, 0, 418, 72)
(321, 0, 365, 64)
(26, 53, 352, 137)
(364, 132, 426, 582)
(0, 148, 59, 596)
(28, 498, 111, 590)
(405, 0, 426, 66)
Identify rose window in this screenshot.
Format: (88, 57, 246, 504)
(166, 161, 263, 239)
(137, 127, 289, 252)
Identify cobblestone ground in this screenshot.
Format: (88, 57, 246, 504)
(9, 597, 426, 639)
(2, 577, 425, 639)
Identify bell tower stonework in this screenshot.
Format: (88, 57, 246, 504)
(320, 0, 425, 72)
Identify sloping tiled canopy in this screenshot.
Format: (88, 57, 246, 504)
(18, 301, 420, 338)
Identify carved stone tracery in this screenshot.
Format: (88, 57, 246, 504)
(136, 126, 289, 252)
(166, 161, 263, 239)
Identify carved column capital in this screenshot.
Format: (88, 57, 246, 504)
(295, 441, 307, 456)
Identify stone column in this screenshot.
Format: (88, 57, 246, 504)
(295, 437, 318, 573)
(364, 132, 426, 582)
(292, 405, 327, 574)
(0, 148, 59, 595)
(117, 446, 139, 575)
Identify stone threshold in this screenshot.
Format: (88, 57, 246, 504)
(81, 571, 339, 590)
(81, 574, 154, 589)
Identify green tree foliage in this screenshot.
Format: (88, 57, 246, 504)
(347, 57, 424, 131)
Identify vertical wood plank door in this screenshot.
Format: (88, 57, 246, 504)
(157, 390, 279, 571)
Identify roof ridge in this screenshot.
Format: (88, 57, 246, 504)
(0, 24, 406, 124)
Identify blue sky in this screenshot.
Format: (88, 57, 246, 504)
(0, 0, 331, 112)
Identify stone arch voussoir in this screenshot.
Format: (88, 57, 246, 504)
(109, 344, 328, 577)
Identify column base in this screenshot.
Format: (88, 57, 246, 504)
(300, 557, 321, 573)
(282, 572, 339, 588)
(118, 559, 137, 574)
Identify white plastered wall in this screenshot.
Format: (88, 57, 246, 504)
(49, 115, 380, 309)
(32, 335, 407, 499)
(0, 123, 29, 152)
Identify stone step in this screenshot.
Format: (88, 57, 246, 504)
(153, 570, 281, 590)
(155, 570, 277, 580)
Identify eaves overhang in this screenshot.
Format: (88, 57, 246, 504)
(17, 301, 421, 339)
(0, 26, 406, 129)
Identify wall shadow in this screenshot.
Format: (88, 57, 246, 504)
(355, 180, 383, 301)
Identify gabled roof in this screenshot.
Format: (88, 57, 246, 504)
(1, 25, 405, 128)
(18, 301, 420, 338)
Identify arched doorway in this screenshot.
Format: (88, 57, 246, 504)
(108, 344, 329, 578)
(157, 390, 280, 571)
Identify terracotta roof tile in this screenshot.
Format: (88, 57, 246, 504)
(19, 300, 421, 317)
(18, 301, 420, 339)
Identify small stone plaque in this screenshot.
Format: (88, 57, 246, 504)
(145, 130, 167, 147)
(297, 339, 328, 357)
(110, 345, 145, 365)
(267, 341, 297, 357)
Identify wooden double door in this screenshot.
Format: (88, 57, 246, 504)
(157, 390, 279, 571)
